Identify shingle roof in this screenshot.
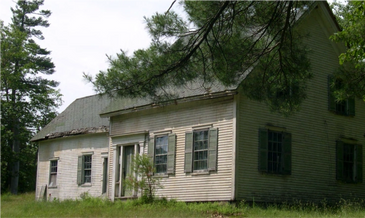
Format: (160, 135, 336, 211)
(31, 94, 111, 141)
(31, 80, 237, 142)
(100, 80, 237, 117)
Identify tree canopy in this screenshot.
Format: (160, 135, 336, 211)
(330, 1, 365, 101)
(1, 0, 62, 194)
(86, 1, 314, 115)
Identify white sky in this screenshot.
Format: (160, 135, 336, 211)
(0, 0, 184, 112)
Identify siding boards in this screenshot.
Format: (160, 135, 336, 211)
(37, 134, 109, 200)
(235, 8, 365, 202)
(111, 96, 235, 201)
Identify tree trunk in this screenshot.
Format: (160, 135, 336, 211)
(10, 89, 20, 195)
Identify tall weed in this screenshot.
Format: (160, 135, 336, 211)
(2, 193, 365, 218)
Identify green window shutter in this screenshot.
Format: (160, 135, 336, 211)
(167, 133, 176, 174)
(49, 161, 52, 185)
(336, 141, 344, 181)
(208, 128, 218, 171)
(347, 98, 355, 116)
(356, 144, 363, 183)
(148, 136, 155, 164)
(328, 75, 336, 112)
(184, 132, 193, 173)
(258, 129, 268, 172)
(77, 156, 83, 185)
(282, 132, 292, 175)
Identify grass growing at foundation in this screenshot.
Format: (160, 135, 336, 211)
(1, 192, 365, 218)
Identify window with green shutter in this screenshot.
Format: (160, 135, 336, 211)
(336, 141, 362, 183)
(258, 129, 291, 175)
(148, 133, 176, 175)
(185, 128, 218, 173)
(77, 154, 92, 185)
(328, 75, 355, 116)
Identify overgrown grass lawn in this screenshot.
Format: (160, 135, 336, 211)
(1, 192, 365, 217)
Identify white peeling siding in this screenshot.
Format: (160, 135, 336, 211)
(36, 133, 109, 200)
(111, 96, 235, 201)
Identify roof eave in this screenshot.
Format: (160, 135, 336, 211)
(31, 126, 109, 142)
(100, 89, 237, 118)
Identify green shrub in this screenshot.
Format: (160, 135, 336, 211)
(124, 154, 163, 201)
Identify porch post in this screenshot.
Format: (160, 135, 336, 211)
(133, 143, 138, 197)
(111, 145, 117, 202)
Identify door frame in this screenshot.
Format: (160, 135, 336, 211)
(111, 138, 145, 200)
(101, 152, 109, 195)
(122, 145, 134, 197)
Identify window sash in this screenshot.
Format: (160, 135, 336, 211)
(83, 155, 92, 183)
(267, 131, 283, 173)
(49, 160, 58, 186)
(155, 135, 168, 174)
(259, 129, 291, 175)
(50, 160, 58, 173)
(193, 129, 209, 171)
(343, 143, 356, 182)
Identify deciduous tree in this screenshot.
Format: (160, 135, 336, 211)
(330, 1, 365, 101)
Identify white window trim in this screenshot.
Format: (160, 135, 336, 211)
(49, 158, 58, 188)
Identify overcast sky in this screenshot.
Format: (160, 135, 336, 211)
(1, 0, 184, 112)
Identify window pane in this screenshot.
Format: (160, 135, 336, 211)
(156, 155, 167, 164)
(273, 142, 277, 151)
(156, 165, 167, 174)
(156, 145, 168, 155)
(84, 170, 91, 183)
(156, 136, 168, 155)
(155, 135, 168, 174)
(50, 174, 57, 186)
(343, 143, 355, 181)
(49, 160, 58, 186)
(50, 160, 58, 173)
(83, 155, 92, 183)
(193, 129, 209, 171)
(194, 160, 207, 170)
(267, 130, 283, 174)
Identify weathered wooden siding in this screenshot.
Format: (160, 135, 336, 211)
(36, 133, 109, 200)
(235, 6, 365, 202)
(110, 96, 235, 201)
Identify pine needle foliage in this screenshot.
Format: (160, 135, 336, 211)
(86, 1, 315, 115)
